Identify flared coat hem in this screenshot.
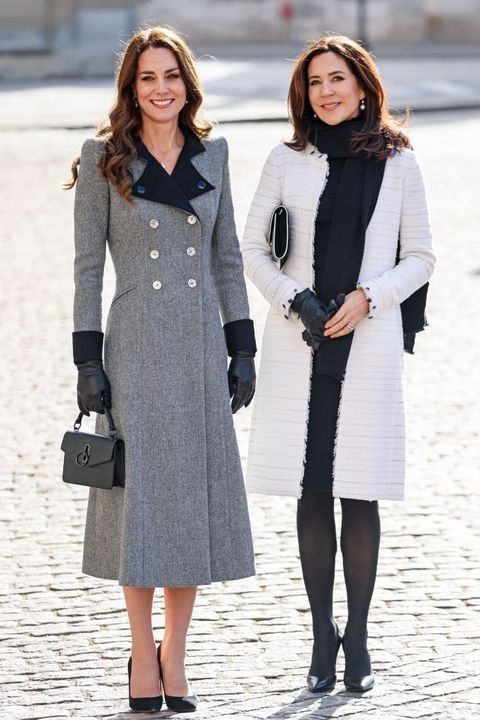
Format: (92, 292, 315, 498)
(247, 487, 404, 502)
(82, 563, 256, 588)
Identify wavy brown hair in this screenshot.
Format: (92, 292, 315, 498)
(65, 26, 213, 202)
(286, 34, 411, 159)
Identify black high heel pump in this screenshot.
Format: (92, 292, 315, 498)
(127, 656, 163, 713)
(344, 673, 375, 692)
(343, 631, 375, 692)
(307, 625, 343, 693)
(157, 642, 198, 712)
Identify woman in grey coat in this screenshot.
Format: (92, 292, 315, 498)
(65, 26, 256, 713)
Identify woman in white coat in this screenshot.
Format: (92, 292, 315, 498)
(242, 35, 435, 693)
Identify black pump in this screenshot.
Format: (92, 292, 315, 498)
(157, 642, 198, 712)
(344, 673, 375, 692)
(307, 625, 343, 693)
(127, 656, 163, 713)
(343, 631, 375, 692)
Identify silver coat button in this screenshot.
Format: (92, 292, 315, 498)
(187, 215, 197, 225)
(150, 249, 159, 259)
(152, 280, 162, 289)
(149, 219, 159, 229)
(188, 279, 197, 288)
(187, 247, 196, 256)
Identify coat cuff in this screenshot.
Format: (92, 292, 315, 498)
(72, 331, 104, 364)
(223, 319, 257, 356)
(280, 281, 307, 321)
(356, 281, 378, 320)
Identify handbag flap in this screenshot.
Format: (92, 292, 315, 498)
(61, 431, 116, 467)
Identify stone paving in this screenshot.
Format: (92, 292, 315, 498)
(0, 113, 479, 719)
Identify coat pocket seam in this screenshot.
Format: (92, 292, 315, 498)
(111, 285, 137, 307)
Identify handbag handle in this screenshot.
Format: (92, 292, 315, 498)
(73, 403, 118, 438)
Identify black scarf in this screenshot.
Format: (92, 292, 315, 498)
(312, 118, 428, 380)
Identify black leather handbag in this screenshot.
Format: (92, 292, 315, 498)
(268, 204, 289, 267)
(61, 406, 125, 489)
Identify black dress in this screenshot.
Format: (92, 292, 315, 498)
(303, 157, 345, 493)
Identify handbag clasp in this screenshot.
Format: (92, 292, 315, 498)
(75, 443, 91, 467)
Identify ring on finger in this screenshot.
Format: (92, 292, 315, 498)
(346, 322, 355, 331)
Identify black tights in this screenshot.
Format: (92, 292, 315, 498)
(297, 491, 380, 678)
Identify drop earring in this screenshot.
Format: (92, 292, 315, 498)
(133, 96, 138, 108)
(360, 98, 366, 111)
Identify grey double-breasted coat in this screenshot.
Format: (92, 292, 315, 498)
(73, 133, 255, 587)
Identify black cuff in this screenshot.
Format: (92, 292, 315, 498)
(223, 319, 256, 357)
(72, 331, 104, 364)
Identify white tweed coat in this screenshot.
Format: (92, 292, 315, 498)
(241, 141, 435, 501)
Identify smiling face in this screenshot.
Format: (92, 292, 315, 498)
(134, 46, 187, 126)
(307, 51, 365, 125)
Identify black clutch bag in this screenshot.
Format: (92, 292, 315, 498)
(268, 204, 289, 267)
(61, 406, 125, 489)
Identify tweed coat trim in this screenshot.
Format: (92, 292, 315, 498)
(132, 131, 215, 215)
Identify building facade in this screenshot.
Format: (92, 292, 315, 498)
(1, 0, 479, 53)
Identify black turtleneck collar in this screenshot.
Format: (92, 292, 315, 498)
(132, 128, 215, 215)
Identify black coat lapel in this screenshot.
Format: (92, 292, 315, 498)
(131, 130, 215, 216)
(172, 136, 215, 202)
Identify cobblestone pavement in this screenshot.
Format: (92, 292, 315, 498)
(0, 112, 479, 719)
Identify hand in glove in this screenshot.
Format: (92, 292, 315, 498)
(291, 289, 331, 351)
(302, 294, 346, 349)
(77, 360, 112, 416)
(228, 350, 256, 414)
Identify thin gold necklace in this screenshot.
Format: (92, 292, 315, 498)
(143, 136, 184, 170)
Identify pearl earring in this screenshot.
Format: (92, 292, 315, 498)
(360, 98, 366, 111)
(133, 97, 138, 107)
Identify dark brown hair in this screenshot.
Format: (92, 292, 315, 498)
(65, 26, 213, 201)
(286, 34, 411, 158)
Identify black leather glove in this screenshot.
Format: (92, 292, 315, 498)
(301, 293, 346, 349)
(76, 360, 111, 416)
(291, 289, 331, 351)
(302, 293, 346, 348)
(228, 350, 256, 414)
